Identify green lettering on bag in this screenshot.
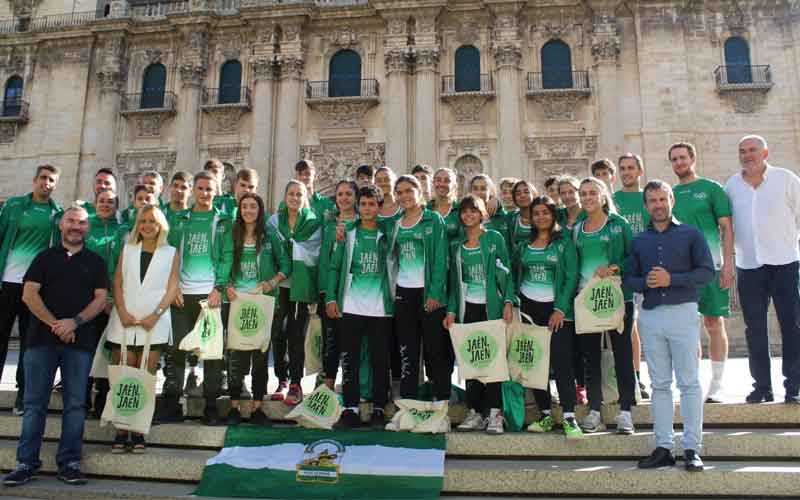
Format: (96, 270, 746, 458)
(113, 377, 146, 416)
(201, 314, 217, 344)
(584, 281, 623, 319)
(311, 327, 323, 360)
(304, 390, 335, 418)
(511, 333, 543, 372)
(235, 301, 266, 337)
(408, 408, 436, 423)
(460, 331, 498, 369)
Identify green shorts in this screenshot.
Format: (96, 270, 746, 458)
(698, 270, 730, 317)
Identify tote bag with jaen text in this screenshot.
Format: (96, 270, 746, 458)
(227, 291, 275, 352)
(304, 304, 324, 376)
(449, 319, 509, 383)
(179, 300, 224, 360)
(286, 385, 342, 430)
(101, 328, 156, 435)
(575, 275, 625, 334)
(507, 311, 551, 390)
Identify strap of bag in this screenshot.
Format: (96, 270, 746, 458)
(138, 322, 156, 371)
(518, 310, 535, 326)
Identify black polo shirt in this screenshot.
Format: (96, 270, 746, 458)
(23, 245, 108, 352)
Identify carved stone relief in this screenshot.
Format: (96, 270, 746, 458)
(591, 13, 620, 65)
(530, 92, 587, 120)
(115, 150, 177, 200)
(722, 89, 768, 113)
(134, 113, 173, 138)
(205, 107, 245, 134)
(525, 135, 598, 160)
(0, 122, 18, 144)
(306, 99, 378, 129)
(532, 159, 587, 185)
(329, 26, 359, 47)
(299, 141, 386, 194)
(447, 139, 490, 158)
(453, 154, 483, 194)
(443, 95, 490, 123)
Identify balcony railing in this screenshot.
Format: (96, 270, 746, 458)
(527, 70, 590, 93)
(0, 98, 29, 122)
(441, 74, 494, 95)
(121, 91, 177, 112)
(0, 9, 101, 33)
(130, 0, 189, 19)
(306, 79, 379, 99)
(714, 65, 773, 91)
(201, 87, 251, 108)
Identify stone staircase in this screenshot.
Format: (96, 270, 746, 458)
(0, 390, 798, 499)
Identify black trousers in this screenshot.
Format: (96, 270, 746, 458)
(323, 304, 340, 380)
(0, 282, 31, 403)
(340, 313, 391, 408)
(463, 302, 502, 413)
(229, 349, 267, 401)
(270, 287, 309, 385)
(395, 287, 453, 401)
(520, 295, 578, 413)
(738, 262, 800, 395)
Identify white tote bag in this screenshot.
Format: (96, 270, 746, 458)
(89, 329, 113, 379)
(304, 304, 324, 376)
(386, 399, 450, 434)
(101, 329, 157, 435)
(575, 275, 625, 334)
(507, 311, 552, 390)
(286, 385, 342, 430)
(449, 319, 509, 383)
(178, 300, 224, 360)
(227, 291, 275, 352)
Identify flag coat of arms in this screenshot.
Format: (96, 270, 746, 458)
(195, 427, 446, 499)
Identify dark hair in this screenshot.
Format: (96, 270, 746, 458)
(193, 171, 216, 186)
(94, 187, 119, 209)
(203, 159, 224, 172)
(543, 175, 560, 189)
(35, 164, 60, 178)
(529, 195, 561, 242)
(133, 184, 155, 198)
(394, 174, 422, 197)
(170, 171, 193, 184)
(512, 180, 537, 208)
(411, 164, 433, 176)
(236, 168, 259, 184)
(668, 142, 696, 160)
(618, 153, 644, 170)
(357, 184, 384, 207)
(95, 167, 116, 180)
(295, 159, 315, 172)
(334, 179, 359, 212)
(356, 164, 374, 178)
(643, 179, 674, 202)
(459, 194, 488, 221)
(232, 193, 267, 282)
(591, 159, 616, 176)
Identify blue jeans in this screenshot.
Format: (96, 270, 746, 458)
(639, 302, 703, 452)
(737, 262, 800, 395)
(17, 344, 92, 470)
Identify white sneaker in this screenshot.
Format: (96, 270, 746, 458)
(705, 382, 724, 403)
(580, 409, 606, 433)
(615, 411, 635, 435)
(456, 409, 485, 432)
(485, 408, 504, 435)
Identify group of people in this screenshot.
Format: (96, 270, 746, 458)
(0, 133, 799, 487)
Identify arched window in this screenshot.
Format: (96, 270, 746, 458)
(541, 40, 573, 89)
(3, 76, 23, 117)
(724, 37, 752, 84)
(329, 49, 362, 97)
(141, 63, 166, 109)
(454, 45, 480, 92)
(218, 60, 242, 104)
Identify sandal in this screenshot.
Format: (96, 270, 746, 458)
(111, 432, 128, 454)
(131, 433, 146, 454)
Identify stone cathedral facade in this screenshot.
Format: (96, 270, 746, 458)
(0, 0, 797, 211)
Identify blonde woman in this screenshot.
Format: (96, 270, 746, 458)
(106, 205, 180, 453)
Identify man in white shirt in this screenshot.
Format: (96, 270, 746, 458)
(724, 135, 800, 405)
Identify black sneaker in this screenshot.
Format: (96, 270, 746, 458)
(202, 406, 221, 426)
(57, 465, 88, 485)
(154, 399, 184, 424)
(249, 408, 272, 427)
(335, 409, 361, 430)
(3, 464, 37, 486)
(684, 449, 704, 472)
(785, 393, 800, 404)
(370, 409, 385, 430)
(746, 389, 774, 403)
(227, 408, 242, 426)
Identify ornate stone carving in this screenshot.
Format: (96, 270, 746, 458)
(534, 159, 587, 183)
(384, 48, 411, 75)
(97, 37, 127, 94)
(591, 13, 620, 65)
(180, 63, 205, 87)
(10, 0, 38, 17)
(98, 71, 125, 93)
(525, 135, 598, 160)
(0, 122, 18, 144)
(543, 22, 569, 39)
(723, 2, 749, 31)
(38, 40, 91, 68)
(456, 21, 480, 45)
(387, 17, 406, 36)
(329, 26, 359, 47)
(306, 99, 378, 128)
(724, 90, 767, 113)
(251, 57, 278, 82)
(494, 44, 521, 69)
(200, 143, 247, 189)
(115, 150, 177, 201)
(443, 94, 490, 123)
(453, 154, 484, 193)
(190, 0, 208, 11)
(145, 49, 163, 65)
(447, 139, 490, 158)
(134, 113, 172, 137)
(205, 107, 244, 134)
(531, 92, 586, 120)
(278, 55, 304, 80)
(299, 141, 386, 194)
(216, 33, 244, 62)
(414, 47, 440, 72)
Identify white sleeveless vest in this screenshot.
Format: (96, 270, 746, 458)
(105, 243, 175, 346)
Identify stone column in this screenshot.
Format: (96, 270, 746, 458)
(494, 45, 524, 179)
(94, 37, 126, 174)
(176, 29, 208, 172)
(384, 48, 411, 171)
(413, 47, 440, 167)
(249, 57, 277, 200)
(272, 55, 304, 208)
(590, 8, 622, 159)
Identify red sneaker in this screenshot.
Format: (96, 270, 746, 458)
(576, 385, 588, 405)
(284, 384, 303, 406)
(270, 380, 288, 401)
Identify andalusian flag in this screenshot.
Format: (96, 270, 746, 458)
(194, 427, 446, 499)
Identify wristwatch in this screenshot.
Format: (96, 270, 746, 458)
(214, 285, 225, 293)
(154, 307, 165, 317)
(73, 315, 86, 327)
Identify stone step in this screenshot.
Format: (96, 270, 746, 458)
(1, 389, 798, 427)
(0, 441, 797, 498)
(0, 414, 798, 459)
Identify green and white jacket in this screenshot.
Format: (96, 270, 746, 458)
(0, 193, 62, 288)
(267, 206, 322, 304)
